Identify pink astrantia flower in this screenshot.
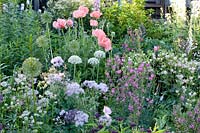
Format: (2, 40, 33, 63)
(90, 19, 98, 27)
(78, 6, 89, 14)
(66, 19, 73, 27)
(92, 29, 106, 39)
(53, 18, 67, 29)
(73, 10, 86, 18)
(103, 106, 112, 117)
(98, 36, 112, 51)
(154, 46, 160, 52)
(90, 10, 102, 19)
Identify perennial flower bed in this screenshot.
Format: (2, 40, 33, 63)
(0, 0, 200, 133)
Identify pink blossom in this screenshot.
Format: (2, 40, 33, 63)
(66, 19, 73, 27)
(90, 10, 102, 19)
(90, 19, 98, 27)
(78, 6, 89, 14)
(73, 10, 86, 18)
(154, 46, 160, 52)
(92, 29, 106, 39)
(98, 36, 112, 51)
(53, 18, 67, 29)
(103, 106, 112, 117)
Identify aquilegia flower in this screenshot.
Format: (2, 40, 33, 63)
(66, 82, 84, 96)
(94, 50, 106, 59)
(88, 57, 99, 65)
(103, 106, 112, 116)
(51, 56, 64, 67)
(68, 55, 82, 64)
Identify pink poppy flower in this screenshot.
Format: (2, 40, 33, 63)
(53, 21, 61, 29)
(98, 36, 112, 51)
(90, 10, 102, 19)
(53, 18, 67, 29)
(66, 19, 73, 27)
(78, 6, 89, 14)
(92, 29, 106, 39)
(90, 19, 98, 27)
(73, 10, 86, 18)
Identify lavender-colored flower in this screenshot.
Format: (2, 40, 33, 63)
(59, 110, 66, 116)
(51, 56, 64, 67)
(97, 83, 109, 93)
(82, 80, 98, 89)
(74, 111, 89, 127)
(189, 124, 195, 129)
(0, 94, 3, 103)
(46, 73, 64, 84)
(66, 82, 84, 96)
(64, 109, 78, 123)
(0, 123, 3, 131)
(98, 115, 112, 126)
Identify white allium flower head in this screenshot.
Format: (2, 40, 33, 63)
(94, 50, 106, 59)
(68, 55, 82, 64)
(88, 57, 99, 65)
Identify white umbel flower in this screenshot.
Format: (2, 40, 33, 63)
(94, 50, 106, 59)
(68, 55, 82, 64)
(88, 57, 99, 65)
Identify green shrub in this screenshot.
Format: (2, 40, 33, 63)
(101, 0, 148, 40)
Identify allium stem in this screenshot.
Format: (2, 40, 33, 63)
(74, 64, 76, 81)
(97, 63, 99, 82)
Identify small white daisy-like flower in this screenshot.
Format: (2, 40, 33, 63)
(94, 50, 106, 59)
(68, 55, 82, 64)
(88, 57, 99, 65)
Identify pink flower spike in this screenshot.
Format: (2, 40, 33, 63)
(103, 106, 112, 116)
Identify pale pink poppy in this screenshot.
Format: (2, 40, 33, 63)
(98, 36, 112, 51)
(53, 21, 61, 29)
(90, 19, 98, 27)
(154, 46, 160, 52)
(66, 19, 73, 27)
(90, 10, 102, 19)
(57, 18, 67, 28)
(73, 10, 86, 18)
(53, 19, 67, 29)
(103, 106, 112, 116)
(78, 6, 89, 14)
(92, 29, 106, 39)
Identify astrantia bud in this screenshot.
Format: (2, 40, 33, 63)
(22, 57, 42, 77)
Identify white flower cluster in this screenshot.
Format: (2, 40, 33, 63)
(68, 55, 82, 64)
(88, 57, 99, 65)
(94, 50, 106, 59)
